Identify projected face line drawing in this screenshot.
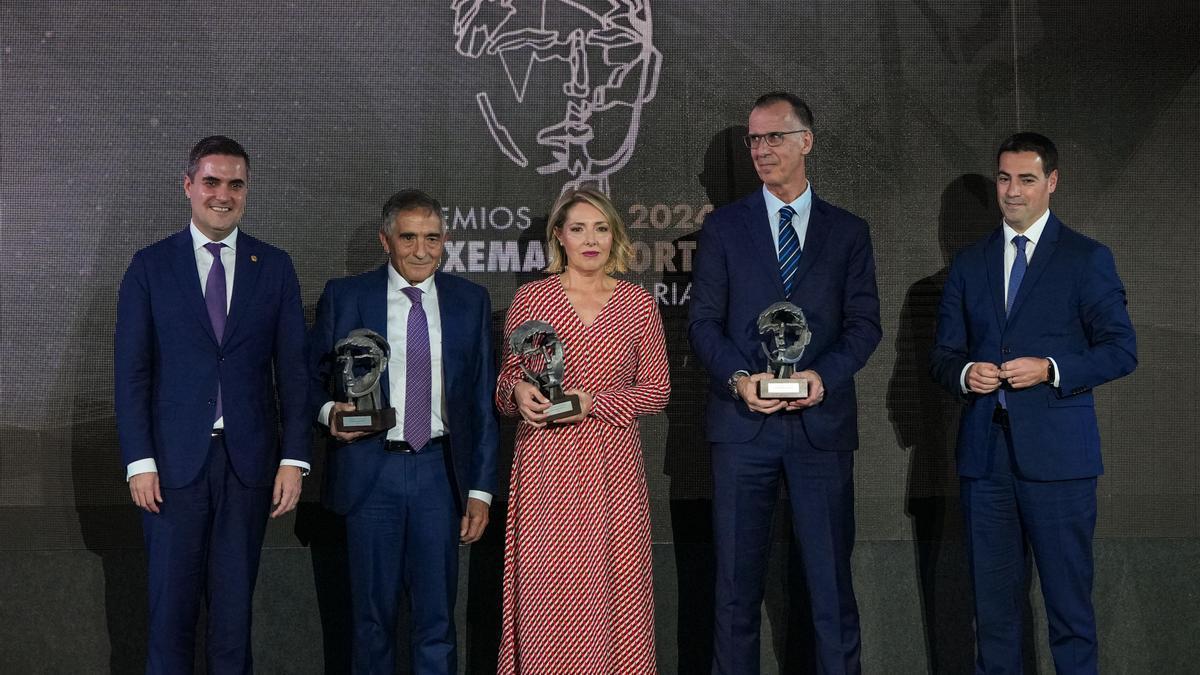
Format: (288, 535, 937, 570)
(452, 0, 662, 193)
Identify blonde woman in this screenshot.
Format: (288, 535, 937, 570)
(495, 187, 669, 674)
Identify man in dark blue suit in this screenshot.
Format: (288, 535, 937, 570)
(115, 136, 310, 673)
(689, 92, 882, 674)
(308, 189, 499, 674)
(930, 133, 1137, 673)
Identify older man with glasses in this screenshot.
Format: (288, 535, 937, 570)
(689, 91, 882, 674)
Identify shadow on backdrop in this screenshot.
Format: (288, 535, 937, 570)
(72, 231, 151, 674)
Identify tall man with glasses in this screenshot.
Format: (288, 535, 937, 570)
(115, 135, 310, 673)
(930, 133, 1136, 672)
(689, 92, 881, 674)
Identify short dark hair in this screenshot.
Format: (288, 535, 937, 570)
(380, 189, 444, 235)
(753, 91, 815, 129)
(186, 135, 250, 178)
(997, 132, 1058, 176)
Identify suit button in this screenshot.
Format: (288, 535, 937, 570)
(208, 399, 216, 406)
(218, 356, 225, 362)
(1002, 347, 1011, 355)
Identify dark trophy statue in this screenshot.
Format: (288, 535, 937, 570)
(509, 320, 582, 422)
(332, 328, 397, 433)
(757, 301, 813, 399)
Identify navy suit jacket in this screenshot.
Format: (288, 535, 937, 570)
(929, 213, 1137, 480)
(689, 189, 882, 450)
(114, 228, 310, 489)
(307, 266, 499, 515)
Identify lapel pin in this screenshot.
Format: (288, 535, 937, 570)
(251, 255, 258, 262)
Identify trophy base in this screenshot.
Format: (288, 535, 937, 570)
(759, 378, 808, 400)
(545, 394, 583, 422)
(334, 407, 397, 433)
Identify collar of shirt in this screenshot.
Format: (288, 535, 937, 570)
(1001, 208, 1051, 299)
(386, 264, 437, 297)
(189, 222, 239, 253)
(762, 182, 814, 254)
(1001, 208, 1050, 253)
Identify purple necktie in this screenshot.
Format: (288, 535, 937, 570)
(204, 242, 227, 422)
(402, 286, 432, 450)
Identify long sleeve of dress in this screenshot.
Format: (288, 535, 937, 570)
(590, 297, 671, 428)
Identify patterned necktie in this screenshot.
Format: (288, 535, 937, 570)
(203, 242, 227, 422)
(999, 234, 1029, 408)
(402, 286, 432, 450)
(777, 205, 800, 296)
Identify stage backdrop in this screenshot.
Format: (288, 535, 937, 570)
(1, 2, 1197, 673)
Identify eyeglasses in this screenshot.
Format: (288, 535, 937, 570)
(742, 129, 809, 148)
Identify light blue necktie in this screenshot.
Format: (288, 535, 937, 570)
(999, 234, 1029, 408)
(777, 205, 800, 296)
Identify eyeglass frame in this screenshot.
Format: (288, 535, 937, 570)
(742, 129, 810, 149)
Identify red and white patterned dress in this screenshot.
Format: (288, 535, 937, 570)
(495, 276, 670, 675)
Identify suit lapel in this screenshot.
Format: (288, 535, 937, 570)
(223, 233, 262, 344)
(791, 196, 830, 297)
(984, 228, 1007, 329)
(740, 191, 787, 297)
(434, 273, 459, 396)
(170, 229, 219, 345)
(1007, 213, 1061, 323)
(363, 265, 391, 403)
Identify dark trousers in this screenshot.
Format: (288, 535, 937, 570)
(143, 434, 272, 675)
(711, 414, 860, 675)
(961, 423, 1098, 674)
(344, 441, 460, 675)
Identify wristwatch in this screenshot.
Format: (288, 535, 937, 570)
(1046, 358, 1056, 385)
(728, 370, 750, 399)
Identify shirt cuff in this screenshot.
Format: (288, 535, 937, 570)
(467, 490, 493, 506)
(1047, 357, 1061, 387)
(959, 362, 975, 394)
(280, 459, 311, 476)
(127, 458, 158, 481)
(318, 401, 334, 426)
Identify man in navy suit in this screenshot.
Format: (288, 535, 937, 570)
(930, 133, 1136, 673)
(689, 92, 881, 674)
(115, 136, 310, 673)
(308, 189, 498, 674)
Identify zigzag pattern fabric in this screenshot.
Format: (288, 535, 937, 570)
(778, 205, 801, 296)
(495, 276, 670, 674)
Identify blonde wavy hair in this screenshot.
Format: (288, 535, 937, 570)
(543, 186, 633, 275)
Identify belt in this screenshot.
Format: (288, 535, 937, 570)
(385, 436, 446, 454)
(211, 428, 225, 438)
(992, 406, 1010, 429)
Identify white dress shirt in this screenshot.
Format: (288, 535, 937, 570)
(958, 209, 1061, 392)
(763, 182, 814, 255)
(127, 223, 311, 479)
(318, 266, 491, 505)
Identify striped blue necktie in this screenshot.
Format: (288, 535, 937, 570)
(778, 205, 800, 296)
